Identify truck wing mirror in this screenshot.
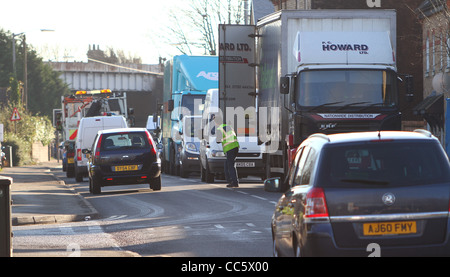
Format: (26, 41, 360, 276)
(405, 75, 414, 102)
(280, 77, 290, 94)
(168, 99, 174, 112)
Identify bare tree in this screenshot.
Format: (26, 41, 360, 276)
(164, 0, 246, 56)
(415, 0, 449, 64)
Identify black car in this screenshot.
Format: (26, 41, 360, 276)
(267, 130, 450, 257)
(84, 128, 161, 194)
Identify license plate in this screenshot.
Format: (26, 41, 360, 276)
(236, 162, 255, 167)
(67, 158, 74, 164)
(363, 221, 417, 236)
(114, 165, 139, 172)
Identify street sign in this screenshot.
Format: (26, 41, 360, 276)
(10, 108, 21, 121)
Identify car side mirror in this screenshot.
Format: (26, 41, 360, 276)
(264, 177, 282, 192)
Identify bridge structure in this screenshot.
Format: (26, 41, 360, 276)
(47, 60, 164, 127)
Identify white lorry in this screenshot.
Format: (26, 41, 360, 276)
(221, 9, 414, 180)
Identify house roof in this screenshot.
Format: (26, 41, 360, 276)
(251, 0, 275, 24)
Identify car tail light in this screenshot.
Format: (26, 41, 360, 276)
(77, 149, 82, 161)
(304, 187, 329, 218)
(145, 131, 156, 155)
(68, 152, 75, 158)
(95, 135, 103, 158)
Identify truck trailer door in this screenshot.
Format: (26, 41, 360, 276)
(219, 24, 257, 137)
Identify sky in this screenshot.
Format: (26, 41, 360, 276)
(0, 0, 191, 64)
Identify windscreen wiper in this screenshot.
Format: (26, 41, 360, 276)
(357, 103, 386, 112)
(306, 101, 344, 112)
(334, 102, 370, 111)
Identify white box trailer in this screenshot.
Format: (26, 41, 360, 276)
(220, 9, 414, 180)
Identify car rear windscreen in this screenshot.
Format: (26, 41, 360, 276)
(318, 140, 450, 188)
(101, 132, 149, 150)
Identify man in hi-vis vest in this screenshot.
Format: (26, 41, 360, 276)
(214, 114, 239, 188)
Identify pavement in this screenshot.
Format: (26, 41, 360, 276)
(0, 159, 139, 257)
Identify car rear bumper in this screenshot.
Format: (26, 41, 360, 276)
(300, 219, 450, 257)
(91, 161, 161, 186)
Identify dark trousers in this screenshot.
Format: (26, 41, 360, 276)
(224, 147, 239, 186)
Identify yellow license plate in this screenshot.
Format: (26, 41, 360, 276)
(363, 221, 417, 236)
(114, 165, 138, 172)
(67, 158, 74, 164)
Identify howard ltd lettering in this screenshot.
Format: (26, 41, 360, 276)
(219, 43, 252, 52)
(322, 42, 369, 52)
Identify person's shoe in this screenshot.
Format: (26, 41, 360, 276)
(226, 183, 239, 188)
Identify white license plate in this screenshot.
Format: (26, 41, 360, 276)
(236, 162, 255, 167)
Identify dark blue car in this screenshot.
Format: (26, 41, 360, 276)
(268, 130, 450, 257)
(85, 128, 161, 194)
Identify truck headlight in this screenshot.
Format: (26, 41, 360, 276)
(186, 142, 197, 152)
(211, 150, 225, 157)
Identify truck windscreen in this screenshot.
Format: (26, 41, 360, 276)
(181, 94, 206, 116)
(296, 70, 398, 109)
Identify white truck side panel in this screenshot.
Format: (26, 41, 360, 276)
(281, 11, 396, 77)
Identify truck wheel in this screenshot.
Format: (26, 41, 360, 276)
(200, 162, 206, 182)
(150, 176, 162, 191)
(205, 160, 214, 183)
(75, 165, 83, 182)
(180, 163, 189, 178)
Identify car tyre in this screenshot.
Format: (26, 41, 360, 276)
(272, 237, 280, 257)
(150, 176, 161, 191)
(200, 162, 206, 182)
(75, 165, 83, 182)
(91, 175, 101, 194)
(66, 167, 74, 178)
(294, 238, 303, 257)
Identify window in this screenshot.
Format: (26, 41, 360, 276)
(432, 34, 436, 75)
(292, 147, 318, 187)
(296, 70, 398, 108)
(447, 35, 450, 71)
(287, 147, 305, 185)
(300, 148, 317, 185)
(318, 140, 450, 188)
(426, 36, 430, 76)
(101, 132, 150, 151)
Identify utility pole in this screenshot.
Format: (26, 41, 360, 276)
(23, 35, 27, 110)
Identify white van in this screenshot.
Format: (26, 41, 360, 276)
(199, 89, 264, 183)
(74, 116, 128, 181)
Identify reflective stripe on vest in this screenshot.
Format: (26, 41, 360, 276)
(218, 124, 239, 153)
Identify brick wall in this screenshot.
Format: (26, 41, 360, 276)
(32, 142, 49, 163)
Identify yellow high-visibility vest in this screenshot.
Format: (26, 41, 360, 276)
(217, 124, 239, 153)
